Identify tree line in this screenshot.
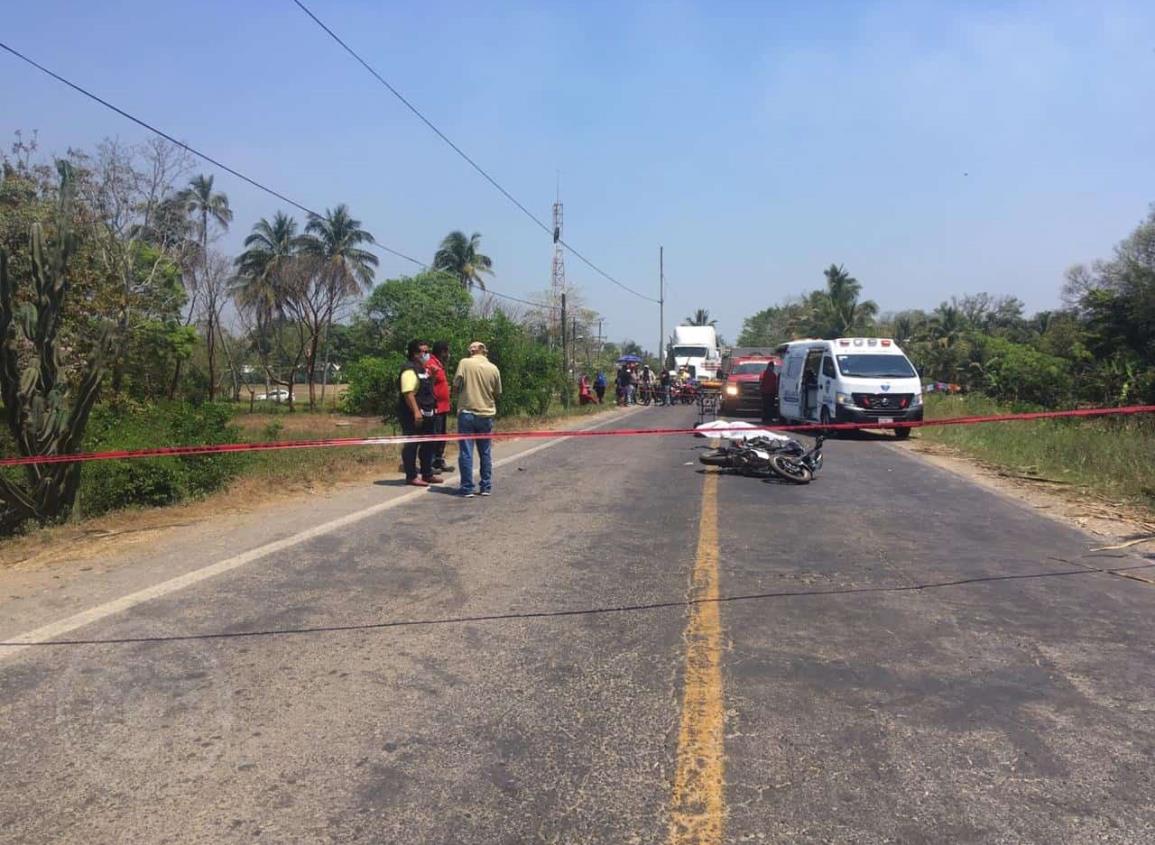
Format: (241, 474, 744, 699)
(736, 211, 1155, 408)
(0, 134, 606, 530)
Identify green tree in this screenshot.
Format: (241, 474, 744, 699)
(295, 205, 379, 408)
(177, 174, 233, 258)
(355, 271, 473, 358)
(808, 264, 878, 338)
(433, 230, 493, 290)
(736, 301, 809, 346)
(234, 212, 300, 314)
(233, 213, 302, 399)
(298, 205, 378, 294)
(971, 336, 1071, 406)
(683, 308, 716, 326)
(174, 174, 232, 398)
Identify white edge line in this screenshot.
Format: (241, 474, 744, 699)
(1, 408, 645, 655)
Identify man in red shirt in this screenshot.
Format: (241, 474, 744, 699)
(428, 340, 453, 473)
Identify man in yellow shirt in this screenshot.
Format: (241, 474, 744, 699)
(454, 341, 502, 498)
(398, 339, 442, 487)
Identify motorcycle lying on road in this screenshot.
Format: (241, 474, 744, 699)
(697, 427, 825, 484)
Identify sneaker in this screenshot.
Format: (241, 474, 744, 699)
(406, 478, 430, 488)
(423, 475, 445, 484)
(480, 490, 492, 497)
(459, 490, 475, 498)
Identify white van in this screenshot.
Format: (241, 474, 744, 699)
(777, 338, 922, 438)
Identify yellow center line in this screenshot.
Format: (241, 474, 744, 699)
(667, 468, 726, 844)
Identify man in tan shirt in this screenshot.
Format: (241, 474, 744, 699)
(454, 341, 502, 497)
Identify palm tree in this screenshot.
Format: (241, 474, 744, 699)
(297, 204, 379, 295)
(433, 230, 493, 290)
(813, 264, 878, 338)
(296, 205, 378, 408)
(684, 308, 716, 326)
(177, 173, 233, 261)
(234, 212, 301, 313)
(171, 174, 232, 399)
(925, 303, 964, 348)
(892, 313, 918, 346)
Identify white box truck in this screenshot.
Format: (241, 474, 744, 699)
(777, 337, 923, 438)
(670, 325, 722, 380)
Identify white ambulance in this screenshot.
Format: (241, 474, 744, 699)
(777, 337, 923, 438)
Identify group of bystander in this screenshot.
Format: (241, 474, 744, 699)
(397, 340, 503, 498)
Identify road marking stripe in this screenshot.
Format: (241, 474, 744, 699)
(0, 409, 642, 659)
(667, 469, 726, 844)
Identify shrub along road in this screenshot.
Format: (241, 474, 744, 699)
(1, 408, 1153, 843)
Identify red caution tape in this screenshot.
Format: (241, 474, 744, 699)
(1, 404, 1154, 468)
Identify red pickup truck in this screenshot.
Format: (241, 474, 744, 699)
(720, 355, 780, 418)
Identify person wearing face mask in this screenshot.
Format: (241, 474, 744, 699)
(397, 338, 442, 487)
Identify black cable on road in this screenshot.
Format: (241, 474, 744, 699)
(290, 0, 660, 304)
(0, 40, 557, 312)
(5, 561, 1152, 649)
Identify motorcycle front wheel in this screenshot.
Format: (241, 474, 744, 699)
(769, 454, 813, 484)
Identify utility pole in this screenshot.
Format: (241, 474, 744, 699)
(659, 245, 665, 371)
(561, 291, 569, 408)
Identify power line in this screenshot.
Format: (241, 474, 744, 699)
(0, 40, 555, 312)
(290, 0, 660, 304)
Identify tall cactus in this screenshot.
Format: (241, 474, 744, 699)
(0, 161, 110, 532)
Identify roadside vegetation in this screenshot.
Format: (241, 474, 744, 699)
(0, 134, 633, 535)
(921, 394, 1155, 510)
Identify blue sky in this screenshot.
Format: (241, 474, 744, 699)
(2, 0, 1153, 349)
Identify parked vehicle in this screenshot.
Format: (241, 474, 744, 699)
(777, 337, 922, 438)
(720, 354, 778, 417)
(670, 325, 722, 381)
(719, 346, 778, 378)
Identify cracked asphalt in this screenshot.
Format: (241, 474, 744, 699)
(1, 407, 1153, 843)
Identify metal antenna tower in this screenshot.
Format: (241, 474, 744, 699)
(551, 179, 566, 301)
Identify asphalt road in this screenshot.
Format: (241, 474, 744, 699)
(2, 407, 1153, 844)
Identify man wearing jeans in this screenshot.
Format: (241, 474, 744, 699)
(398, 339, 442, 487)
(454, 341, 502, 498)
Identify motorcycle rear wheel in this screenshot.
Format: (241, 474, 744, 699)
(769, 454, 812, 484)
(699, 449, 735, 467)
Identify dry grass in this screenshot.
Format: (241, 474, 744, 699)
(918, 394, 1155, 513)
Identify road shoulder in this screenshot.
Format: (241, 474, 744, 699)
(891, 436, 1155, 549)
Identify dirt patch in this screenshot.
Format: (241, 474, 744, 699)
(895, 436, 1155, 549)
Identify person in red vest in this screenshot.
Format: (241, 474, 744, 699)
(428, 340, 453, 474)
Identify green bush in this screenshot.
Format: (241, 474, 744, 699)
(78, 402, 243, 516)
(342, 353, 406, 420)
(472, 311, 564, 417)
(973, 336, 1071, 407)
